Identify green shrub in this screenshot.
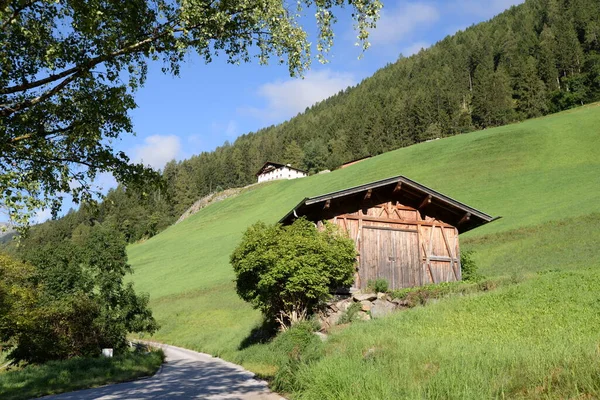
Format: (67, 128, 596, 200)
(366, 278, 389, 293)
(338, 302, 363, 324)
(460, 250, 483, 282)
(231, 218, 357, 329)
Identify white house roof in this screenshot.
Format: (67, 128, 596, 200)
(255, 161, 308, 176)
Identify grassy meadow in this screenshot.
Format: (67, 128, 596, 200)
(293, 267, 600, 399)
(128, 104, 600, 396)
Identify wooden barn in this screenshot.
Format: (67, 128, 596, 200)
(280, 176, 496, 290)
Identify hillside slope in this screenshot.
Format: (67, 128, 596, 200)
(129, 104, 600, 360)
(63, 0, 600, 248)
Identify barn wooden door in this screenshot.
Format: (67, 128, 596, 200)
(360, 226, 421, 290)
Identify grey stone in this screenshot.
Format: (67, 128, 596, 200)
(377, 292, 387, 299)
(371, 299, 396, 319)
(353, 293, 377, 302)
(328, 311, 343, 326)
(391, 298, 410, 307)
(335, 300, 351, 311)
(360, 300, 372, 311)
(357, 311, 371, 321)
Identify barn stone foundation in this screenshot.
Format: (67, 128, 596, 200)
(318, 292, 411, 331)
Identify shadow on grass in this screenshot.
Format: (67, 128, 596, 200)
(238, 319, 279, 350)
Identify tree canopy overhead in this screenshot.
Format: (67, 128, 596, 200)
(0, 0, 382, 228)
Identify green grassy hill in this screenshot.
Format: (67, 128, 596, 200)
(129, 104, 600, 397)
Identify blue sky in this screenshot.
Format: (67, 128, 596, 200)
(35, 0, 524, 222)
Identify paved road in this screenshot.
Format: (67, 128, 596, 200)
(43, 343, 285, 400)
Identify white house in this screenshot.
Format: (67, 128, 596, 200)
(256, 162, 308, 183)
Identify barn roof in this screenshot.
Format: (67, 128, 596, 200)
(279, 175, 497, 233)
(255, 161, 307, 176)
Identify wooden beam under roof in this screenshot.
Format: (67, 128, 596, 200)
(419, 195, 432, 210)
(458, 212, 471, 225)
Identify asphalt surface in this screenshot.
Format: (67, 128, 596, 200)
(42, 343, 285, 400)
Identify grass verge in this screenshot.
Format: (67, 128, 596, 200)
(0, 349, 164, 400)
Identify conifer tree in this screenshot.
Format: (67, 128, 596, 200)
(283, 141, 305, 168)
(515, 57, 548, 118)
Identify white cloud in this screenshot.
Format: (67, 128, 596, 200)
(402, 41, 430, 57)
(240, 70, 355, 123)
(368, 3, 440, 46)
(451, 0, 524, 18)
(132, 135, 181, 170)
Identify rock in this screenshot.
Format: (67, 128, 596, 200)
(391, 298, 410, 307)
(360, 301, 372, 311)
(314, 332, 328, 342)
(357, 311, 371, 321)
(377, 292, 386, 299)
(326, 311, 343, 327)
(353, 293, 377, 302)
(335, 300, 351, 312)
(371, 299, 396, 319)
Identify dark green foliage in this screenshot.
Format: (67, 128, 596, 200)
(0, 349, 164, 400)
(270, 322, 324, 393)
(337, 302, 363, 325)
(472, 59, 515, 127)
(460, 250, 483, 282)
(230, 218, 357, 328)
(283, 140, 305, 168)
(1, 224, 158, 364)
(0, 254, 38, 353)
(366, 278, 389, 293)
(303, 139, 329, 174)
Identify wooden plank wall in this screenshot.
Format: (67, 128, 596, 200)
(327, 200, 461, 290)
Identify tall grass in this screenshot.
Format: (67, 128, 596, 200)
(293, 269, 600, 399)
